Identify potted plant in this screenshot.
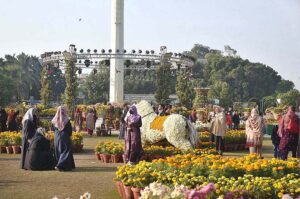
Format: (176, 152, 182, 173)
(111, 145, 124, 163)
(0, 137, 9, 153)
(11, 134, 22, 154)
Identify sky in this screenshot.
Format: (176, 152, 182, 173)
(0, 0, 299, 89)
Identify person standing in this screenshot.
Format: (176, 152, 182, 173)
(20, 108, 37, 169)
(245, 108, 264, 158)
(232, 112, 240, 130)
(210, 106, 227, 155)
(52, 106, 75, 171)
(124, 105, 143, 165)
(7, 110, 19, 131)
(86, 109, 95, 136)
(119, 103, 128, 139)
(225, 111, 232, 130)
(278, 106, 300, 160)
(0, 107, 8, 132)
(74, 107, 83, 132)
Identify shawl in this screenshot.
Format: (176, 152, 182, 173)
(22, 108, 36, 125)
(246, 108, 263, 135)
(278, 106, 298, 137)
(51, 106, 69, 131)
(128, 105, 141, 124)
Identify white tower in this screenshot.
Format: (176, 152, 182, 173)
(110, 0, 124, 103)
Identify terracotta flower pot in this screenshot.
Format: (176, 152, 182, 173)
(131, 187, 142, 199)
(99, 154, 104, 162)
(102, 154, 111, 163)
(120, 181, 126, 199)
(6, 146, 13, 154)
(115, 181, 123, 198)
(12, 145, 21, 154)
(111, 154, 122, 163)
(0, 146, 6, 154)
(124, 185, 134, 199)
(95, 153, 101, 160)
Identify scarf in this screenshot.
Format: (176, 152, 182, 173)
(51, 106, 69, 131)
(247, 108, 262, 133)
(128, 105, 141, 124)
(22, 108, 36, 125)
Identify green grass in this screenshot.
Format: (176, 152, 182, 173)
(0, 134, 276, 199)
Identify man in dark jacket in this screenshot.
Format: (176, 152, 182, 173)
(0, 107, 8, 132)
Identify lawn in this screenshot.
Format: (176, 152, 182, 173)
(0, 134, 275, 199)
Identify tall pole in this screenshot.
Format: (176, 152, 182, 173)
(110, 0, 124, 103)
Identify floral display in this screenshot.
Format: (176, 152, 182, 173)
(95, 141, 124, 155)
(0, 132, 22, 154)
(115, 154, 300, 199)
(0, 132, 22, 146)
(136, 100, 197, 150)
(150, 116, 169, 131)
(140, 182, 216, 199)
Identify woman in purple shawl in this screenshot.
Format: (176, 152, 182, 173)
(124, 105, 143, 165)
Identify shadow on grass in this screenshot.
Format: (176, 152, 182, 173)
(74, 167, 117, 173)
(0, 180, 27, 188)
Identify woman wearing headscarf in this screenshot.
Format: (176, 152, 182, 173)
(20, 108, 37, 169)
(86, 109, 95, 136)
(52, 106, 75, 171)
(124, 105, 143, 165)
(246, 108, 264, 158)
(74, 107, 83, 132)
(7, 110, 19, 131)
(278, 106, 300, 160)
(210, 106, 227, 155)
(0, 106, 8, 132)
(24, 128, 54, 170)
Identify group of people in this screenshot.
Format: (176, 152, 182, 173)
(74, 106, 97, 135)
(0, 107, 20, 132)
(208, 105, 300, 160)
(20, 106, 75, 171)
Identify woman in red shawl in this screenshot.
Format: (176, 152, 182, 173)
(52, 106, 75, 171)
(7, 110, 19, 131)
(278, 106, 300, 160)
(124, 105, 143, 165)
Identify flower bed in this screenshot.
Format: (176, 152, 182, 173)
(115, 154, 300, 199)
(95, 141, 217, 164)
(198, 130, 247, 151)
(0, 132, 22, 154)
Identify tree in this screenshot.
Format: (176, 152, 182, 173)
(81, 69, 109, 104)
(155, 62, 173, 104)
(275, 80, 294, 93)
(64, 60, 78, 117)
(0, 74, 16, 106)
(176, 71, 194, 108)
(277, 89, 300, 107)
(40, 66, 52, 106)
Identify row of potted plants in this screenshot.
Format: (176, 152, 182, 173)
(0, 132, 22, 154)
(94, 141, 218, 163)
(198, 130, 247, 151)
(115, 154, 300, 199)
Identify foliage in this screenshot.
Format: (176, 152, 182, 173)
(155, 63, 173, 104)
(80, 68, 109, 104)
(175, 71, 195, 108)
(277, 89, 300, 107)
(40, 63, 66, 106)
(0, 54, 42, 105)
(64, 60, 78, 118)
(189, 45, 295, 107)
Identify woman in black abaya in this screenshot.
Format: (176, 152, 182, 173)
(20, 108, 37, 169)
(52, 106, 75, 171)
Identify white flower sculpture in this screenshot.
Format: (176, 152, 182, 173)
(135, 100, 198, 150)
